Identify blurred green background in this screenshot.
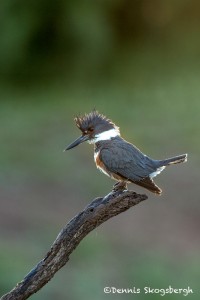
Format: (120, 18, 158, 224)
(0, 0, 199, 299)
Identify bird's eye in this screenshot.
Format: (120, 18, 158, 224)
(87, 127, 94, 133)
(83, 127, 93, 135)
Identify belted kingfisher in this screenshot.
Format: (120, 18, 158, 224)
(65, 110, 187, 194)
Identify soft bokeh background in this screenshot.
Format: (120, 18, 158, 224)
(0, 0, 200, 299)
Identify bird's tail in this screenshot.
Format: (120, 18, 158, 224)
(159, 153, 187, 166)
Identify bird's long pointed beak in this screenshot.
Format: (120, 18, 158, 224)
(64, 135, 89, 151)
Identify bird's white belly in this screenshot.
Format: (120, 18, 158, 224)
(94, 151, 110, 177)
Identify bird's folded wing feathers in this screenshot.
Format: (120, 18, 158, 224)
(100, 142, 158, 181)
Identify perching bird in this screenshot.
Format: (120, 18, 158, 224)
(64, 110, 187, 194)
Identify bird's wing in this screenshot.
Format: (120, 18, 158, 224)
(100, 141, 157, 181)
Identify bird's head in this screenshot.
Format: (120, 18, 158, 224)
(64, 110, 120, 150)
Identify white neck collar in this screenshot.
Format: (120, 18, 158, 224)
(89, 128, 120, 144)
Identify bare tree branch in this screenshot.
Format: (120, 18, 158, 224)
(1, 189, 147, 300)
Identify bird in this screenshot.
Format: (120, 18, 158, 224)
(64, 110, 187, 194)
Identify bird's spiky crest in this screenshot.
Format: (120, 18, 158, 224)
(74, 110, 119, 133)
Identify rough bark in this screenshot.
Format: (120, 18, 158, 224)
(1, 189, 147, 300)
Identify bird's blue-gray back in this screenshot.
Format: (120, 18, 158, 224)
(96, 137, 159, 181)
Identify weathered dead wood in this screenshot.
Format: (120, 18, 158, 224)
(1, 189, 147, 300)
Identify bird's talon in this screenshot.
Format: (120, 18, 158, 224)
(112, 182, 128, 192)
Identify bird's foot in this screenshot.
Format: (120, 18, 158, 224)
(112, 181, 128, 192)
